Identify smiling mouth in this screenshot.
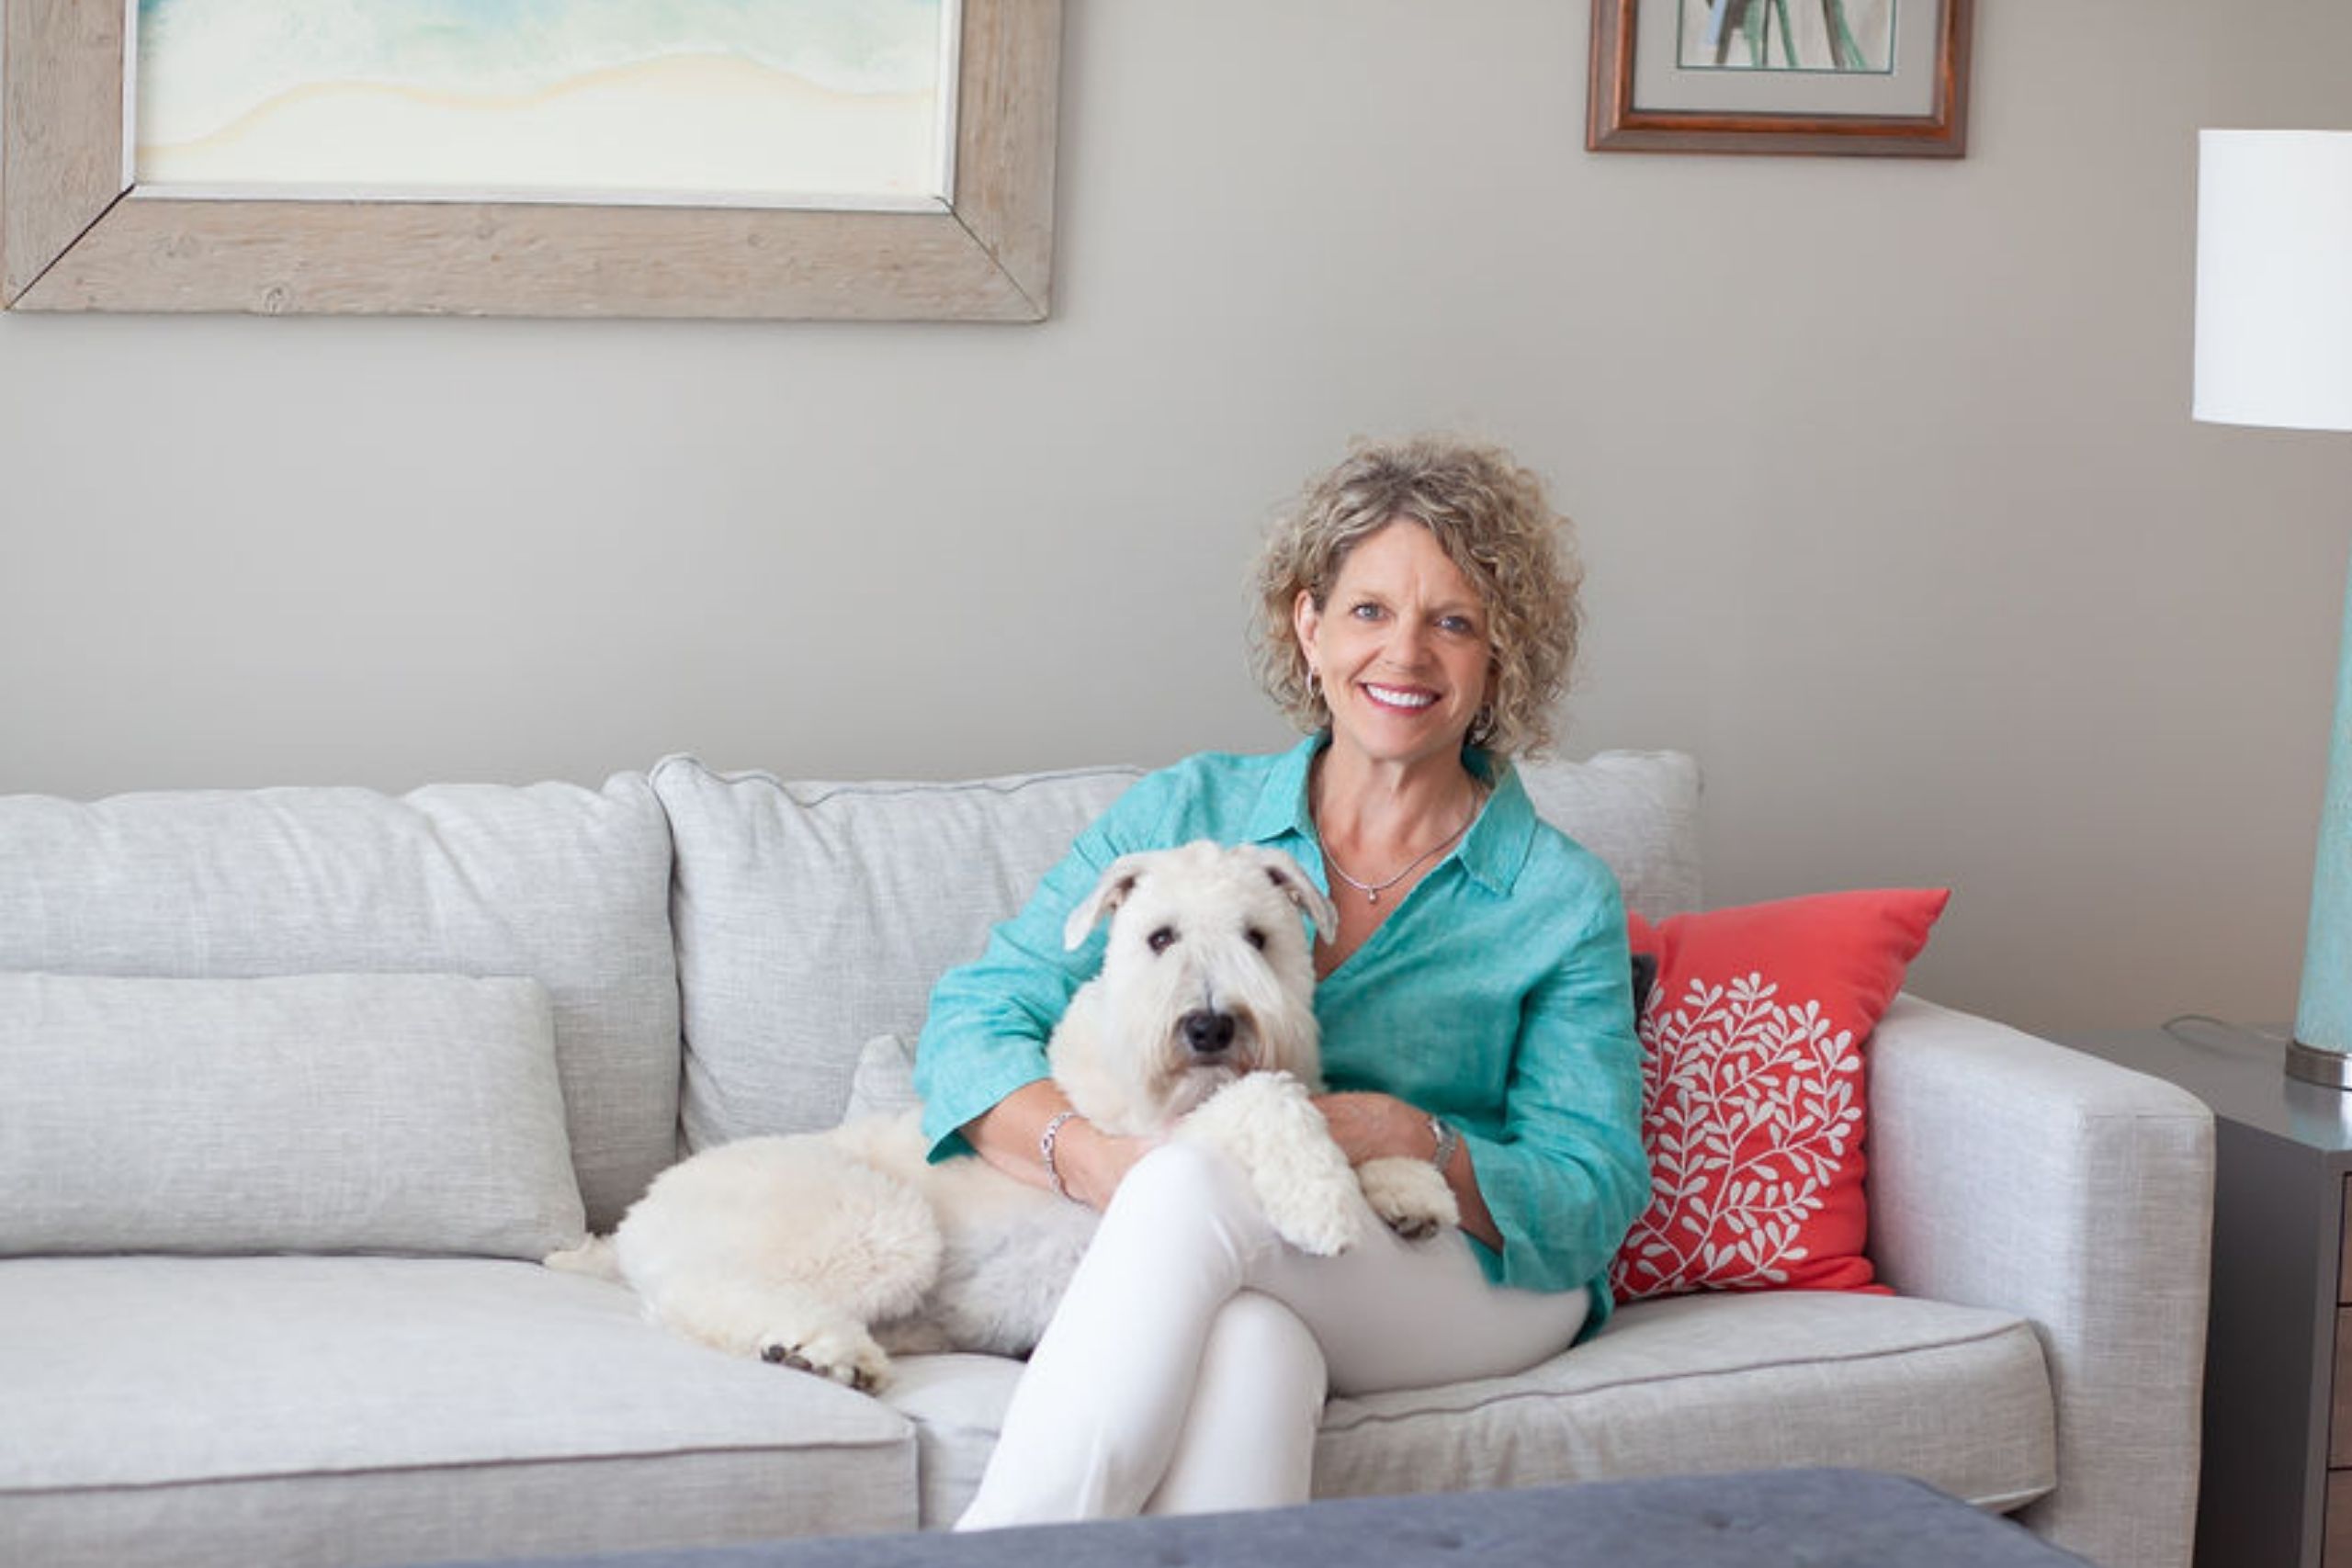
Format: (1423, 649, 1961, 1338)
(1363, 682, 1438, 712)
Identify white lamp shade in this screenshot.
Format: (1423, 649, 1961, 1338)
(2195, 129, 2352, 433)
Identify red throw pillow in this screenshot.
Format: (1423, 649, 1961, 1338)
(1608, 888, 1950, 1304)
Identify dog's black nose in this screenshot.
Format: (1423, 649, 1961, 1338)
(1180, 1010, 1237, 1056)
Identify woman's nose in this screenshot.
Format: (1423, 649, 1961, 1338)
(1385, 621, 1433, 665)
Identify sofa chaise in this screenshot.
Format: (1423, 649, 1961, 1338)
(0, 750, 2213, 1568)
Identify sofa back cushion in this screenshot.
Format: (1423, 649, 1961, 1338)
(0, 776, 678, 1232)
(0, 972, 585, 1258)
(655, 749, 1701, 1151)
(655, 757, 1144, 1153)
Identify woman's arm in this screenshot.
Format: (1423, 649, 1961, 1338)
(1455, 877, 1647, 1294)
(913, 768, 1183, 1190)
(1311, 858, 1644, 1278)
(912, 824, 1124, 1161)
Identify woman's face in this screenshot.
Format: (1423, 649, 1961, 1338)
(1293, 521, 1495, 773)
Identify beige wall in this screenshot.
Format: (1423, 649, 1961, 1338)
(4, 1, 2348, 1038)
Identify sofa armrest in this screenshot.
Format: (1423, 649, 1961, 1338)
(1868, 994, 2214, 1568)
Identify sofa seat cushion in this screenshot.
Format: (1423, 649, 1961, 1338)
(878, 1289, 2054, 1529)
(0, 1257, 916, 1568)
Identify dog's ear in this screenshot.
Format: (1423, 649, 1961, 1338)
(1250, 848, 1338, 946)
(1064, 854, 1153, 950)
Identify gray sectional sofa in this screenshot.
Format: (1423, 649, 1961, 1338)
(0, 750, 2213, 1568)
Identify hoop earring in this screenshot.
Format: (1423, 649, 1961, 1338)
(1469, 704, 1497, 747)
(1306, 668, 1324, 707)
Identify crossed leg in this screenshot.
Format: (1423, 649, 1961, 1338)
(956, 1140, 1589, 1529)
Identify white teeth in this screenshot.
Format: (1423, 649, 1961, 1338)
(1364, 684, 1437, 710)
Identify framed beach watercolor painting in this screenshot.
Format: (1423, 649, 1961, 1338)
(1, 0, 1060, 317)
(1587, 0, 1973, 157)
(132, 0, 962, 208)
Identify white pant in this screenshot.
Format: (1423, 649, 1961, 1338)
(956, 1139, 1590, 1529)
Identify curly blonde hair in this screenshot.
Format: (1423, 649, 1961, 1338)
(1248, 435, 1584, 759)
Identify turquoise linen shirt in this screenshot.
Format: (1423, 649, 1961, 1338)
(912, 735, 1647, 1333)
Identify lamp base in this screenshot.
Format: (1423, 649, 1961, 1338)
(2288, 531, 2352, 1094)
(2286, 1037, 2352, 1089)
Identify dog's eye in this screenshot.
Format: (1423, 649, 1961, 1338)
(1147, 926, 1178, 954)
(1245, 927, 1268, 952)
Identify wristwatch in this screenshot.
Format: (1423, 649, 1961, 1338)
(1428, 1114, 1460, 1173)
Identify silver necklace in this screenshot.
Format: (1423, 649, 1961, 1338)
(1318, 785, 1486, 906)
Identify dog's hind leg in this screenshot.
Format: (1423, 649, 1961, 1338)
(648, 1276, 895, 1392)
(627, 1143, 945, 1392)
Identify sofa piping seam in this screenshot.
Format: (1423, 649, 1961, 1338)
(0, 1436, 916, 1499)
(650, 754, 1146, 808)
(1321, 1317, 2042, 1432)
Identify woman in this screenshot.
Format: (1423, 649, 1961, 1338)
(912, 435, 1645, 1527)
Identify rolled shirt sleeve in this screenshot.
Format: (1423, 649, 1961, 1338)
(914, 827, 1112, 1159)
(913, 768, 1188, 1160)
(1457, 873, 1648, 1304)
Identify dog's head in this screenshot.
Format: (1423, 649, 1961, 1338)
(1059, 840, 1333, 1122)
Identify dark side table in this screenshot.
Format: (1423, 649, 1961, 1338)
(2067, 1025, 2352, 1568)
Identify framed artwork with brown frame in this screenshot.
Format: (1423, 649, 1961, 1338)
(1588, 0, 1972, 158)
(0, 0, 1060, 319)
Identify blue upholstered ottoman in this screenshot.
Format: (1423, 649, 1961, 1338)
(424, 1470, 2086, 1568)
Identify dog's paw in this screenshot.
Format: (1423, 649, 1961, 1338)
(1249, 1111, 1367, 1258)
(1180, 1072, 1363, 1257)
(757, 1322, 890, 1394)
(1258, 1176, 1363, 1258)
(1357, 1156, 1459, 1242)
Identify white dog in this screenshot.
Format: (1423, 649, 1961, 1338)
(549, 840, 1457, 1391)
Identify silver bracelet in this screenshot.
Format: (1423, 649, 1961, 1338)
(1428, 1115, 1460, 1174)
(1039, 1110, 1081, 1200)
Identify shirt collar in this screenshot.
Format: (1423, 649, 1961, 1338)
(1458, 750, 1535, 896)
(1244, 732, 1535, 897)
(1242, 733, 1325, 847)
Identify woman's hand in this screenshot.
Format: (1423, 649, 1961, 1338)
(1310, 1091, 1429, 1165)
(1313, 1090, 1502, 1250)
(958, 1081, 1154, 1212)
(1051, 1118, 1154, 1211)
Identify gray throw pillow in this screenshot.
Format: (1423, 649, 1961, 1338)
(841, 1032, 923, 1123)
(0, 971, 586, 1258)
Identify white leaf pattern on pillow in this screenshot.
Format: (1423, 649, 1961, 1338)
(1607, 971, 1863, 1302)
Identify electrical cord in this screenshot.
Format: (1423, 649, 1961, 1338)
(2161, 1013, 2290, 1058)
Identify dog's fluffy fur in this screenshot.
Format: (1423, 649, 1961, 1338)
(548, 840, 1457, 1390)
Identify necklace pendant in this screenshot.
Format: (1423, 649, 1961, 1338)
(1365, 889, 1379, 905)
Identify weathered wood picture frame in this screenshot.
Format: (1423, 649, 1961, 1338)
(0, 0, 1060, 319)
